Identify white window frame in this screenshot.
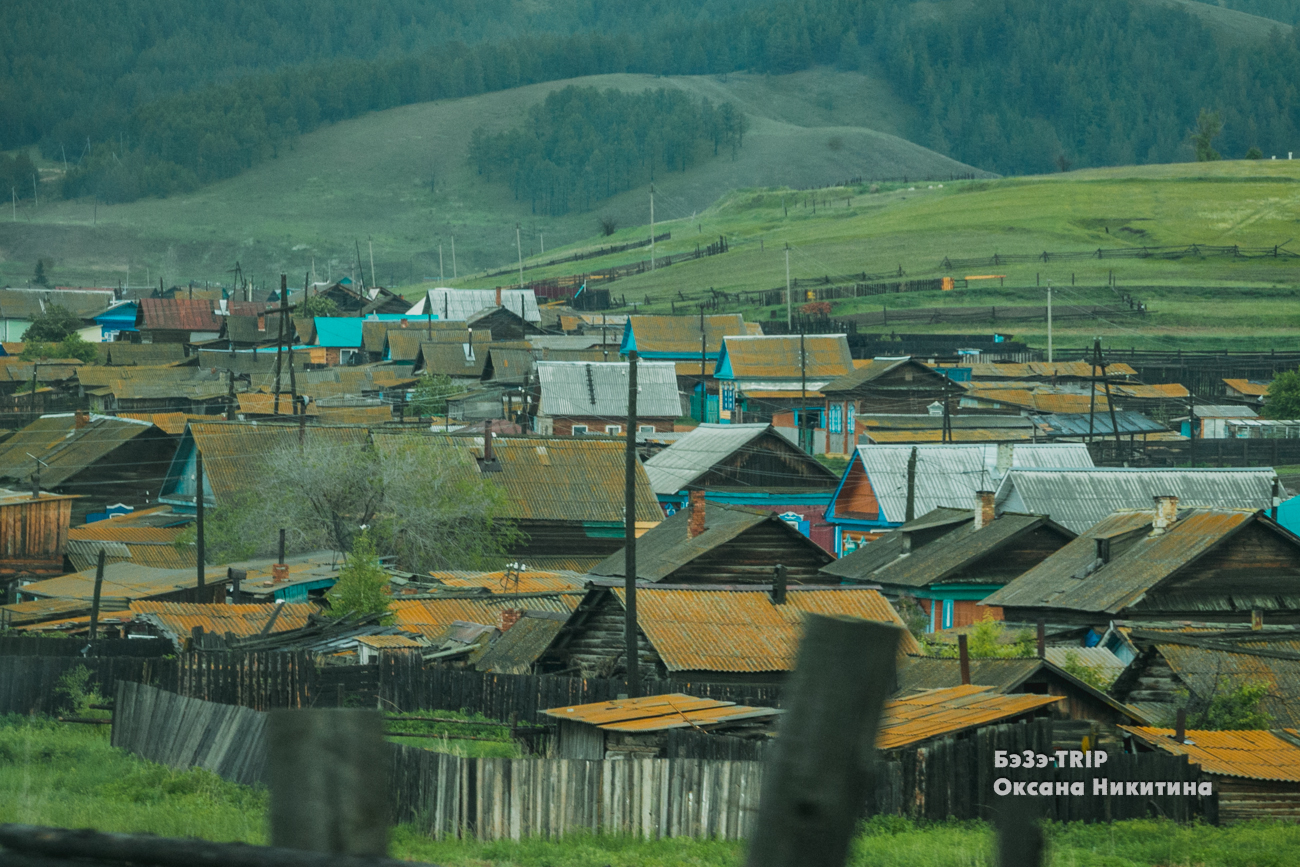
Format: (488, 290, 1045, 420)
(605, 424, 622, 435)
(571, 424, 589, 435)
(638, 424, 656, 433)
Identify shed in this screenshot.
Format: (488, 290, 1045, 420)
(544, 693, 781, 759)
(129, 601, 317, 649)
(877, 685, 1063, 751)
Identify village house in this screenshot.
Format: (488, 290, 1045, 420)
(711, 334, 853, 434)
(312, 279, 410, 315)
(821, 496, 1076, 631)
(0, 488, 76, 604)
(312, 315, 412, 365)
(535, 584, 920, 683)
(588, 494, 836, 585)
(1223, 378, 1270, 404)
(618, 314, 755, 419)
(408, 288, 542, 323)
(824, 443, 1093, 555)
(642, 422, 840, 548)
(992, 467, 1281, 534)
(412, 337, 493, 382)
(0, 288, 109, 342)
(982, 500, 1300, 627)
(819, 357, 959, 455)
(533, 360, 681, 436)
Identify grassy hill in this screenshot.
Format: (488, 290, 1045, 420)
(0, 69, 985, 291)
(446, 159, 1300, 352)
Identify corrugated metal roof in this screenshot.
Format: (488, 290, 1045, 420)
(410, 289, 541, 323)
(591, 501, 831, 582)
(965, 389, 1105, 414)
(316, 405, 393, 425)
(954, 361, 1139, 380)
(719, 335, 853, 380)
(19, 561, 223, 602)
(430, 571, 587, 592)
(372, 434, 663, 524)
(828, 512, 1071, 587)
(543, 693, 779, 732)
(611, 585, 921, 672)
(69, 525, 184, 544)
(0, 413, 156, 487)
(138, 298, 225, 332)
(538, 361, 681, 418)
(983, 508, 1258, 614)
(877, 685, 1063, 749)
(101, 343, 189, 366)
(1120, 727, 1300, 782)
(236, 393, 320, 416)
(418, 341, 490, 378)
(390, 593, 580, 638)
(865, 429, 1038, 444)
(621, 315, 747, 356)
(643, 423, 820, 494)
(851, 444, 1095, 525)
(356, 633, 426, 648)
(0, 597, 89, 625)
(116, 412, 210, 435)
(1189, 404, 1259, 419)
(1224, 379, 1270, 397)
(1043, 646, 1127, 682)
(473, 615, 569, 674)
(1028, 410, 1168, 438)
(994, 467, 1278, 534)
(131, 601, 316, 640)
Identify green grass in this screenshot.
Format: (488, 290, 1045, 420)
(4, 716, 1300, 865)
(386, 709, 524, 758)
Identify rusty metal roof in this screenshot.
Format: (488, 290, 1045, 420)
(0, 413, 157, 487)
(316, 405, 394, 425)
(622, 314, 748, 356)
(0, 597, 88, 626)
(718, 335, 853, 380)
(542, 692, 780, 732)
(65, 538, 195, 572)
(18, 561, 222, 602)
(473, 614, 569, 674)
(955, 361, 1139, 380)
(390, 593, 581, 638)
(131, 601, 316, 640)
(68, 525, 185, 543)
(1120, 726, 1300, 781)
(609, 586, 921, 672)
(1225, 378, 1270, 397)
(355, 633, 426, 648)
(430, 571, 588, 593)
(138, 298, 225, 332)
(117, 412, 211, 435)
(878, 686, 1063, 749)
(965, 389, 1105, 414)
(983, 508, 1260, 614)
(236, 393, 321, 416)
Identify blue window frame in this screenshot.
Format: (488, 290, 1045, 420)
(942, 599, 954, 630)
(829, 405, 842, 433)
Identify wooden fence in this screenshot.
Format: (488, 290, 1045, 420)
(1088, 436, 1300, 469)
(0, 655, 171, 716)
(389, 745, 764, 841)
(112, 681, 268, 786)
(0, 636, 168, 657)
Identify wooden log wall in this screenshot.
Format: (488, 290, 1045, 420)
(111, 681, 268, 786)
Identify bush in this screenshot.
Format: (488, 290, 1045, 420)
(325, 530, 391, 621)
(22, 304, 85, 343)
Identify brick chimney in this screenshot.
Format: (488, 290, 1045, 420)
(973, 490, 995, 530)
(74, 410, 90, 430)
(498, 608, 522, 632)
(1151, 495, 1179, 534)
(687, 490, 706, 539)
(271, 563, 289, 583)
(496, 286, 503, 307)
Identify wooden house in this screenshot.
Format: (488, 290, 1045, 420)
(588, 495, 835, 584)
(824, 443, 1093, 555)
(982, 500, 1300, 627)
(821, 499, 1075, 631)
(820, 357, 959, 455)
(0, 488, 76, 603)
(1108, 629, 1300, 729)
(712, 334, 853, 429)
(0, 412, 176, 523)
(1121, 726, 1300, 823)
(409, 288, 542, 324)
(466, 305, 546, 341)
(314, 279, 410, 315)
(536, 584, 920, 683)
(371, 432, 663, 571)
(642, 422, 840, 549)
(533, 360, 681, 436)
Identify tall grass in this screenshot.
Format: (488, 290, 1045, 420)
(2, 717, 1298, 866)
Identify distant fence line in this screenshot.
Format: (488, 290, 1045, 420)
(520, 236, 730, 301)
(841, 302, 1143, 327)
(482, 233, 671, 281)
(1089, 436, 1300, 469)
(942, 243, 1298, 270)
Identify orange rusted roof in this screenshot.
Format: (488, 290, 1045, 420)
(130, 601, 317, 639)
(117, 412, 212, 435)
(542, 693, 780, 732)
(237, 393, 321, 416)
(877, 686, 1062, 749)
(0, 597, 89, 626)
(1120, 726, 1300, 782)
(1224, 378, 1269, 397)
(68, 525, 185, 543)
(965, 389, 1105, 413)
(952, 361, 1138, 380)
(610, 586, 921, 673)
(429, 571, 586, 593)
(390, 594, 581, 638)
(315, 404, 393, 424)
(1115, 383, 1189, 399)
(355, 634, 426, 648)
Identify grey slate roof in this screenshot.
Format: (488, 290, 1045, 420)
(409, 289, 541, 323)
(1027, 410, 1168, 438)
(821, 508, 971, 580)
(851, 444, 1094, 524)
(642, 423, 810, 494)
(473, 613, 570, 675)
(537, 361, 680, 418)
(994, 467, 1279, 534)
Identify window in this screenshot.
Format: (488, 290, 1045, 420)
(829, 405, 842, 434)
(571, 424, 589, 435)
(605, 424, 622, 435)
(941, 599, 954, 630)
(638, 425, 656, 433)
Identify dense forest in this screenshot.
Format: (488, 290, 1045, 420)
(7, 0, 1300, 203)
(468, 88, 747, 215)
(1210, 0, 1300, 23)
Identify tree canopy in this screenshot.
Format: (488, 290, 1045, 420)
(22, 305, 85, 343)
(1261, 370, 1300, 419)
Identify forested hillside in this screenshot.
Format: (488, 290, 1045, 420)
(1200, 0, 1300, 23)
(8, 0, 1300, 204)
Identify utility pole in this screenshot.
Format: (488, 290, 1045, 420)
(1046, 282, 1053, 363)
(623, 350, 641, 697)
(355, 240, 365, 290)
(942, 377, 953, 443)
(451, 236, 457, 279)
(88, 549, 106, 641)
(905, 446, 917, 522)
(368, 237, 377, 289)
(540, 233, 545, 254)
(785, 244, 792, 327)
(439, 244, 444, 283)
(649, 185, 655, 272)
(799, 329, 807, 450)
(195, 450, 205, 590)
(516, 224, 524, 288)
(1087, 338, 1098, 442)
(11, 188, 15, 222)
(1096, 338, 1123, 453)
(1188, 391, 1197, 468)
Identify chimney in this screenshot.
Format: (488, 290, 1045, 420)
(1252, 609, 1263, 631)
(483, 421, 495, 462)
(496, 286, 503, 307)
(1174, 707, 1186, 744)
(770, 563, 788, 605)
(498, 608, 522, 632)
(958, 634, 971, 685)
(1095, 537, 1111, 564)
(271, 563, 289, 583)
(995, 442, 1013, 477)
(900, 532, 912, 555)
(74, 410, 91, 430)
(688, 490, 706, 539)
(973, 490, 995, 530)
(1151, 495, 1179, 534)
(1036, 619, 1046, 659)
